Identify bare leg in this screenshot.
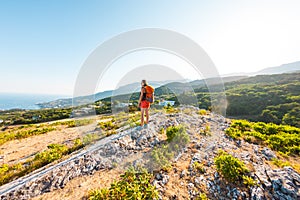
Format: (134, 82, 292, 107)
(140, 108, 145, 126)
(145, 108, 149, 124)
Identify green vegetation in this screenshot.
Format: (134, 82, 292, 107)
(98, 112, 140, 136)
(199, 125, 211, 136)
(0, 133, 98, 186)
(150, 125, 190, 171)
(0, 119, 95, 146)
(1, 73, 299, 129)
(52, 119, 94, 127)
(271, 158, 291, 168)
(214, 150, 249, 182)
(192, 161, 205, 173)
(159, 127, 165, 134)
(88, 167, 158, 200)
(242, 175, 258, 187)
(0, 126, 55, 145)
(82, 133, 100, 145)
(150, 145, 173, 171)
(163, 104, 178, 114)
(196, 193, 209, 200)
(225, 73, 300, 127)
(226, 120, 300, 155)
(33, 143, 70, 166)
(166, 125, 190, 144)
(198, 109, 207, 115)
(0, 108, 72, 125)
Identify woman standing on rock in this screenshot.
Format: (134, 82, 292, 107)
(138, 80, 154, 129)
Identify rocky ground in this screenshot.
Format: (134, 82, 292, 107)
(0, 106, 299, 200)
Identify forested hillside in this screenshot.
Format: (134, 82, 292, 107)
(1, 73, 299, 127)
(155, 73, 300, 127)
(225, 73, 300, 127)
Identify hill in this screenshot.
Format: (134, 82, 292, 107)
(255, 61, 300, 75)
(223, 60, 300, 77)
(36, 80, 186, 109)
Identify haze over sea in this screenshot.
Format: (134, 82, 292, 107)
(0, 93, 65, 110)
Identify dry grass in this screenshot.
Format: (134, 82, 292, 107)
(0, 116, 102, 165)
(32, 168, 122, 200)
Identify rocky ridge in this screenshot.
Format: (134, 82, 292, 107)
(0, 106, 299, 199)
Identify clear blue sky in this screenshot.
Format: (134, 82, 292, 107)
(1, 0, 300, 95)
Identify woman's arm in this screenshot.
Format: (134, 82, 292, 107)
(138, 88, 143, 106)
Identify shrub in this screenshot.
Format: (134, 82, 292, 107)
(200, 125, 211, 136)
(67, 119, 94, 128)
(214, 150, 249, 182)
(159, 127, 165, 134)
(82, 133, 100, 145)
(225, 127, 242, 139)
(166, 125, 188, 143)
(163, 104, 178, 114)
(99, 120, 118, 130)
(196, 192, 208, 200)
(88, 167, 159, 200)
(34, 144, 69, 165)
(242, 175, 258, 187)
(271, 158, 290, 168)
(150, 145, 173, 171)
(198, 109, 207, 115)
(192, 161, 205, 173)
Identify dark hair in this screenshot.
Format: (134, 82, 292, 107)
(141, 79, 148, 86)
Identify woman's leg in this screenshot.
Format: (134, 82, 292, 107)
(145, 108, 149, 124)
(140, 108, 145, 126)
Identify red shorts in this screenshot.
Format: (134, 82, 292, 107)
(140, 100, 150, 108)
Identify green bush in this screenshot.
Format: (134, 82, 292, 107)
(34, 144, 69, 165)
(198, 109, 207, 115)
(226, 120, 300, 156)
(242, 175, 258, 187)
(196, 193, 208, 200)
(82, 133, 100, 145)
(166, 125, 189, 143)
(192, 161, 205, 173)
(148, 125, 190, 171)
(88, 167, 158, 200)
(214, 150, 249, 182)
(200, 125, 211, 136)
(150, 145, 173, 171)
(271, 158, 290, 168)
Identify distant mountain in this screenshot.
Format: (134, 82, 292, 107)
(113, 80, 185, 95)
(37, 80, 186, 108)
(254, 61, 300, 75)
(223, 61, 300, 77)
(37, 60, 300, 109)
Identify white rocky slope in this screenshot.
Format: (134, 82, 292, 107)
(0, 106, 299, 200)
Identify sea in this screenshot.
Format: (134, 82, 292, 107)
(0, 93, 66, 110)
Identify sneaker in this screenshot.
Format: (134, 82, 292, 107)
(136, 126, 142, 130)
(144, 124, 149, 128)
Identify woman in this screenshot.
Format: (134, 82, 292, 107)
(138, 80, 151, 128)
